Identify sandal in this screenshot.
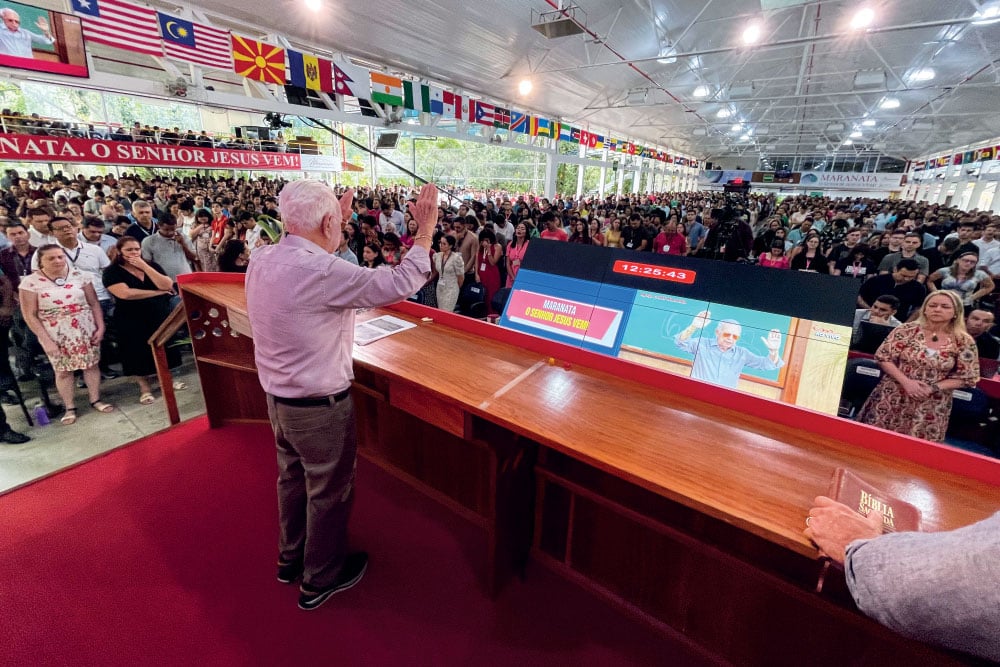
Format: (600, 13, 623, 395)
(172, 381, 188, 391)
(90, 400, 115, 413)
(139, 393, 156, 405)
(60, 408, 77, 425)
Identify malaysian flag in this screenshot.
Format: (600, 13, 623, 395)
(157, 13, 231, 70)
(72, 0, 163, 57)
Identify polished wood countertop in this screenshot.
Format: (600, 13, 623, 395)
(179, 277, 1000, 558)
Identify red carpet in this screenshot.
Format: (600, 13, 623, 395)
(0, 417, 711, 666)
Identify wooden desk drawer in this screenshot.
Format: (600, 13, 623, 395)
(390, 382, 464, 438)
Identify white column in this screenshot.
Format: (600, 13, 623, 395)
(616, 162, 625, 195)
(598, 147, 609, 198)
(576, 144, 585, 199)
(543, 149, 558, 199)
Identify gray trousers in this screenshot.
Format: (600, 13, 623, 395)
(266, 394, 357, 590)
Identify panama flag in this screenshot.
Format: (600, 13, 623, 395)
(509, 111, 530, 134)
(474, 100, 496, 126)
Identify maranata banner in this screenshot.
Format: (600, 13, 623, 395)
(0, 133, 337, 171)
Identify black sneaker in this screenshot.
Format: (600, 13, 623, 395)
(277, 559, 303, 584)
(0, 429, 30, 444)
(100, 369, 120, 380)
(297, 552, 368, 611)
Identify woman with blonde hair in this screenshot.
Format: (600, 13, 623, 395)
(857, 290, 979, 442)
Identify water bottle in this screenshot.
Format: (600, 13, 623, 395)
(32, 402, 49, 426)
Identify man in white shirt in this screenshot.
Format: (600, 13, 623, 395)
(24, 207, 57, 247)
(378, 202, 404, 236)
(0, 8, 53, 59)
(79, 217, 116, 255)
(974, 223, 999, 256)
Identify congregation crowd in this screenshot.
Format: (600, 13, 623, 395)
(0, 164, 997, 448)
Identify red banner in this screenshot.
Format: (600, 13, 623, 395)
(0, 133, 306, 170)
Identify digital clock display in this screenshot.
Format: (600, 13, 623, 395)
(612, 260, 696, 284)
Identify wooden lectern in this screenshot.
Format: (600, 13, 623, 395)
(179, 273, 999, 665)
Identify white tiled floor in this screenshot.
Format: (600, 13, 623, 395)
(0, 358, 207, 494)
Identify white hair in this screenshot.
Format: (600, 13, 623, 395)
(279, 179, 339, 234)
(1, 8, 18, 19)
(716, 319, 742, 334)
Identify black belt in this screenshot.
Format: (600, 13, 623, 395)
(270, 389, 350, 407)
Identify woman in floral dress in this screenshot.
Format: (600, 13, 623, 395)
(858, 291, 979, 442)
(19, 244, 113, 424)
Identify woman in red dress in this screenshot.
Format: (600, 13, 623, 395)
(506, 222, 529, 288)
(476, 228, 503, 316)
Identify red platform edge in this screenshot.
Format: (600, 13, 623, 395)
(177, 273, 1000, 486)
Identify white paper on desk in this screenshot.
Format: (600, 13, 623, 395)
(354, 315, 417, 346)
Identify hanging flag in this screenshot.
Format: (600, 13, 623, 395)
(403, 81, 444, 114)
(158, 13, 231, 69)
(287, 50, 332, 92)
(493, 107, 511, 129)
(231, 34, 285, 84)
(593, 135, 604, 149)
(510, 111, 530, 134)
(474, 101, 495, 126)
(370, 72, 403, 106)
(558, 124, 573, 143)
(981, 146, 996, 161)
(571, 127, 582, 144)
(73, 0, 163, 57)
(442, 90, 459, 118)
(333, 59, 371, 99)
(427, 86, 444, 115)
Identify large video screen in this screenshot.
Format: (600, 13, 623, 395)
(0, 1, 88, 78)
(500, 242, 858, 416)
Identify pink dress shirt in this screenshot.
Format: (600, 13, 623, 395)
(246, 234, 430, 398)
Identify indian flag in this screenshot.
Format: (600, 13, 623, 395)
(370, 71, 403, 106)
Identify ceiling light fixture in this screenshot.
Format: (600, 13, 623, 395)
(731, 123, 742, 132)
(692, 85, 710, 98)
(518, 79, 533, 96)
(850, 130, 863, 138)
(717, 108, 732, 118)
(909, 68, 935, 82)
(304, 0, 322, 10)
(862, 119, 877, 127)
(973, 4, 1000, 25)
(742, 22, 762, 46)
(739, 134, 750, 141)
(850, 7, 875, 30)
(842, 139, 854, 146)
(657, 45, 677, 64)
(880, 97, 900, 109)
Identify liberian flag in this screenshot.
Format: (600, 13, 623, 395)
(73, 0, 163, 57)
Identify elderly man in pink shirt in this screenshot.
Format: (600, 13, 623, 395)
(246, 180, 437, 610)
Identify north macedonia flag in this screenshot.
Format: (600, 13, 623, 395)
(231, 34, 286, 85)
